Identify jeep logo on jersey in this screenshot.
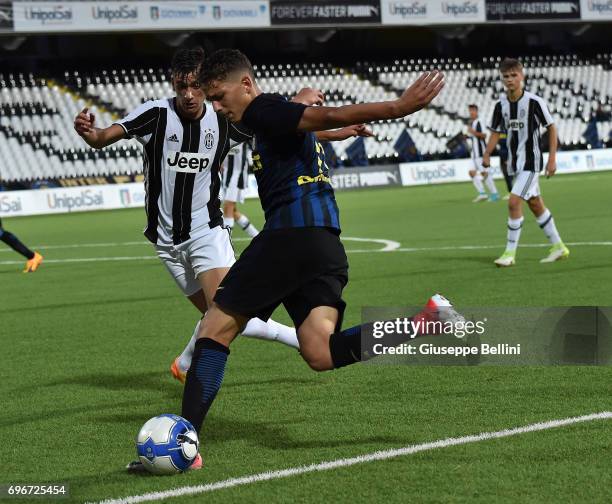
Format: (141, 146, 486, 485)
(508, 119, 524, 130)
(166, 151, 211, 173)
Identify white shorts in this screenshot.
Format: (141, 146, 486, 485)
(222, 186, 245, 204)
(471, 157, 488, 173)
(154, 226, 236, 297)
(511, 171, 541, 200)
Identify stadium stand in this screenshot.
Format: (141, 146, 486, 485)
(1, 54, 611, 183)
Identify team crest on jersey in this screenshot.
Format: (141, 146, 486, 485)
(203, 129, 215, 151)
(520, 109, 526, 118)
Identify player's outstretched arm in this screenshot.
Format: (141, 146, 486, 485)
(316, 124, 374, 142)
(74, 107, 126, 149)
(297, 71, 444, 132)
(482, 131, 500, 168)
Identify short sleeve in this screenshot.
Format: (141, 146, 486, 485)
(228, 121, 253, 149)
(488, 101, 505, 133)
(114, 101, 160, 142)
(241, 94, 307, 137)
(533, 97, 554, 127)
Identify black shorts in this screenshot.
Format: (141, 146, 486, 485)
(215, 226, 348, 330)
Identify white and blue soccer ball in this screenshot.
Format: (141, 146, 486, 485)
(135, 414, 199, 475)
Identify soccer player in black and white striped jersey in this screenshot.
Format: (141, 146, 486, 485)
(221, 142, 258, 237)
(483, 58, 569, 266)
(74, 48, 301, 405)
(467, 104, 499, 202)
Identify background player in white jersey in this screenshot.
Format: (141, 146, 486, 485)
(221, 142, 258, 237)
(74, 47, 300, 389)
(483, 58, 569, 267)
(467, 104, 499, 202)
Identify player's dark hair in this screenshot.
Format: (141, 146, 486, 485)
(200, 49, 255, 85)
(171, 46, 206, 78)
(468, 104, 478, 110)
(499, 58, 523, 73)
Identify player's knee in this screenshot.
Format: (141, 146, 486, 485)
(298, 336, 334, 371)
(302, 350, 333, 372)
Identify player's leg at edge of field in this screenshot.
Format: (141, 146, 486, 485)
(528, 197, 570, 263)
(0, 224, 43, 273)
(495, 175, 569, 267)
(469, 166, 488, 202)
(181, 294, 465, 434)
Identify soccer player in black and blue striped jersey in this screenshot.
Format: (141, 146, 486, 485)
(180, 49, 461, 436)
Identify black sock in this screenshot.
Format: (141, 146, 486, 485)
(329, 320, 419, 369)
(181, 338, 229, 433)
(0, 230, 35, 259)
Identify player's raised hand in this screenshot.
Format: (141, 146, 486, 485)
(74, 107, 97, 139)
(292, 87, 325, 106)
(397, 70, 445, 115)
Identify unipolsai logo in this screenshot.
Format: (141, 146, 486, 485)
(25, 5, 73, 24)
(91, 4, 138, 23)
(46, 190, 104, 212)
(588, 0, 612, 13)
(0, 194, 22, 213)
(213, 5, 222, 20)
(150, 6, 160, 20)
(388, 1, 427, 18)
(411, 163, 456, 183)
(441, 1, 479, 16)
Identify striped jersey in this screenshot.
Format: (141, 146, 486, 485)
(240, 93, 340, 232)
(115, 98, 251, 245)
(222, 142, 249, 193)
(470, 118, 486, 159)
(488, 90, 554, 174)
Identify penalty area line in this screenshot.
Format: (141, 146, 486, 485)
(93, 411, 612, 504)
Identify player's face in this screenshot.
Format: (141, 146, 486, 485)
(172, 72, 206, 119)
(501, 68, 523, 93)
(205, 74, 253, 122)
(468, 107, 478, 120)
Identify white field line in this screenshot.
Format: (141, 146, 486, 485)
(92, 411, 612, 504)
(0, 236, 400, 254)
(1, 240, 612, 266)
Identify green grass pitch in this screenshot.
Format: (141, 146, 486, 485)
(1, 172, 611, 503)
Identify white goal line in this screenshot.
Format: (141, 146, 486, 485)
(92, 411, 612, 504)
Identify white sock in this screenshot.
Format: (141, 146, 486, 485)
(472, 174, 485, 194)
(223, 217, 235, 228)
(177, 319, 201, 372)
(484, 174, 498, 195)
(242, 317, 299, 349)
(236, 214, 259, 238)
(506, 217, 524, 252)
(536, 209, 561, 245)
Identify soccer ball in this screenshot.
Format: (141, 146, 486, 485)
(135, 414, 199, 475)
